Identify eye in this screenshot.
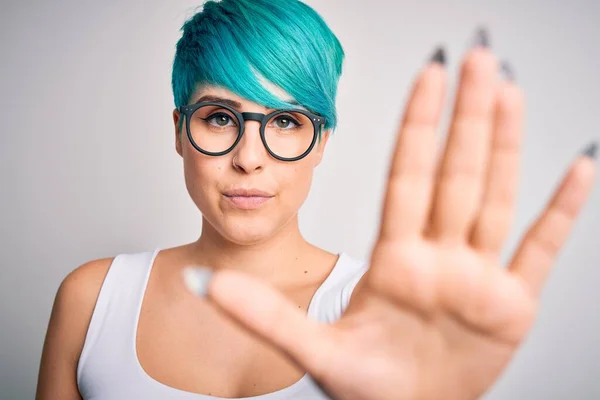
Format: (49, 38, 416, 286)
(206, 112, 236, 127)
(273, 115, 301, 129)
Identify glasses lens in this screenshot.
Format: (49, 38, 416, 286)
(264, 111, 315, 159)
(189, 105, 240, 153)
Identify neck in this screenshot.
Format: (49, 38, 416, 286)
(190, 214, 315, 287)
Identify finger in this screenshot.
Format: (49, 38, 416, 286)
(470, 72, 525, 254)
(184, 267, 333, 378)
(427, 47, 499, 242)
(509, 149, 597, 297)
(379, 47, 447, 241)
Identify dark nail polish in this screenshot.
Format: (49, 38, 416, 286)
(472, 27, 490, 48)
(430, 46, 446, 65)
(582, 142, 598, 159)
(500, 61, 515, 81)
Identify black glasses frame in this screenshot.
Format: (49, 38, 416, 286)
(179, 102, 327, 162)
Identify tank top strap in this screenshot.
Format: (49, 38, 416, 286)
(77, 248, 160, 395)
(308, 252, 369, 324)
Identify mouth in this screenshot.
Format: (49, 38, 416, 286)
(222, 188, 275, 210)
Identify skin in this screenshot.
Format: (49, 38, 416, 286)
(36, 44, 596, 399)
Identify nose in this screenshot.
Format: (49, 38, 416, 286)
(230, 119, 268, 173)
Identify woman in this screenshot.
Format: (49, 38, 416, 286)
(36, 0, 597, 399)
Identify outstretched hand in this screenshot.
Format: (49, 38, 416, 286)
(186, 31, 597, 400)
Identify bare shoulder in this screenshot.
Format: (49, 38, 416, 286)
(47, 256, 116, 354)
(58, 257, 115, 307)
(52, 256, 117, 344)
(36, 257, 116, 400)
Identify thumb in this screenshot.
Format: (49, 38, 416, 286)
(182, 267, 332, 375)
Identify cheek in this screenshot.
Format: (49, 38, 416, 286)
(183, 152, 225, 209)
(277, 161, 315, 209)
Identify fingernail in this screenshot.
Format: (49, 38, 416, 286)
(429, 46, 446, 65)
(500, 60, 516, 81)
(182, 266, 213, 296)
(581, 141, 598, 159)
(472, 27, 490, 48)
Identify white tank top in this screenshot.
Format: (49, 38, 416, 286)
(77, 248, 368, 399)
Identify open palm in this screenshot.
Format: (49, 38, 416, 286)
(193, 39, 597, 400)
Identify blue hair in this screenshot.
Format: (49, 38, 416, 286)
(171, 0, 345, 133)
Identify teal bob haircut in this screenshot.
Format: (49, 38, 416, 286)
(171, 0, 345, 133)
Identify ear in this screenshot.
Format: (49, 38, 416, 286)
(173, 109, 183, 157)
(313, 129, 331, 167)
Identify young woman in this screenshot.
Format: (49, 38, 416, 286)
(36, 0, 597, 399)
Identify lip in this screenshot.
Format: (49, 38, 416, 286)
(223, 188, 275, 197)
(222, 188, 275, 210)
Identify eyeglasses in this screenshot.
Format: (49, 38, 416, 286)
(179, 102, 327, 162)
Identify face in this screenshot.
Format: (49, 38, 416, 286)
(173, 85, 330, 245)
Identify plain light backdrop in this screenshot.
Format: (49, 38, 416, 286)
(1, 0, 599, 398)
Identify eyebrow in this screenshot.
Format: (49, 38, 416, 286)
(192, 94, 303, 112)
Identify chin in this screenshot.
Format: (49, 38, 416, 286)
(213, 214, 286, 246)
(195, 191, 301, 245)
